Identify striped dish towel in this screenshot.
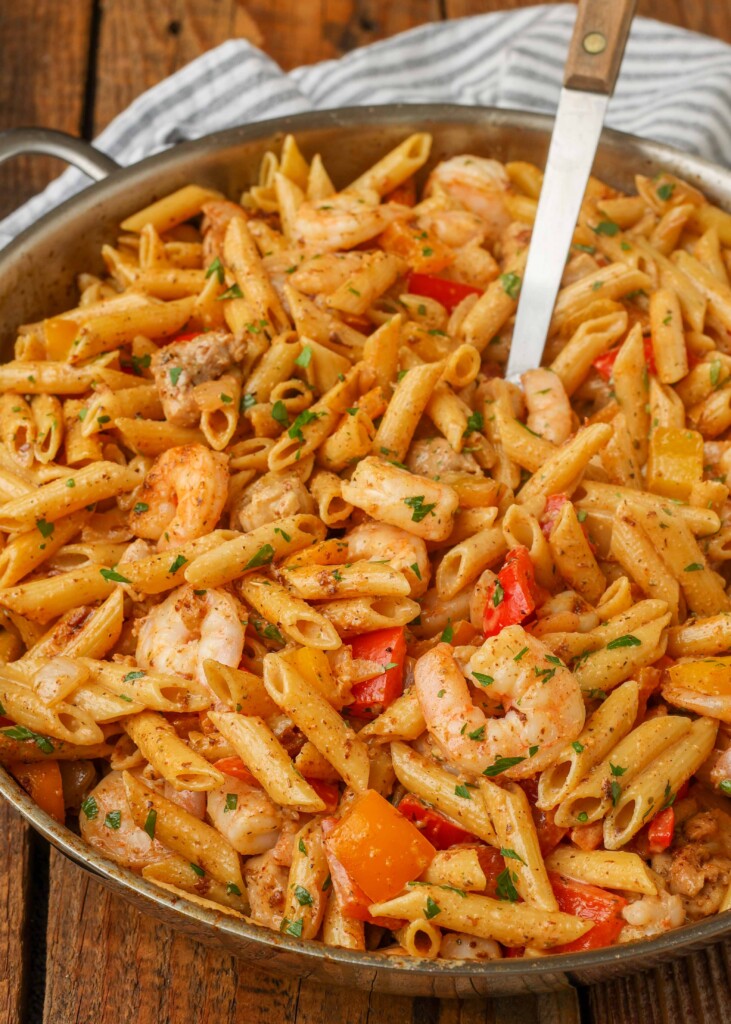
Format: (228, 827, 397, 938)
(2, 3, 731, 249)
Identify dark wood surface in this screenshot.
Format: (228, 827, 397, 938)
(2, 2, 731, 1022)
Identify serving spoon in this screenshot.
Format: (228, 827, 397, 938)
(506, 0, 636, 381)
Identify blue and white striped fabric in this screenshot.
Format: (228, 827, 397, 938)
(3, 3, 731, 249)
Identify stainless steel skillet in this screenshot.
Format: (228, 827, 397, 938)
(0, 104, 729, 998)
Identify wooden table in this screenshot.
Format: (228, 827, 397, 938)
(1, 2, 731, 1022)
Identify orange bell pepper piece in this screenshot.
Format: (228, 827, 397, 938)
(327, 789, 436, 903)
(378, 221, 454, 275)
(646, 427, 703, 500)
(9, 760, 65, 823)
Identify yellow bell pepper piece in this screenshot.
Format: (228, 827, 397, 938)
(281, 646, 341, 706)
(663, 657, 731, 722)
(646, 427, 703, 500)
(44, 316, 79, 361)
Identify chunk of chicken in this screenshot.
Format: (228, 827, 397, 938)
(406, 437, 481, 478)
(151, 330, 244, 427)
(234, 470, 315, 532)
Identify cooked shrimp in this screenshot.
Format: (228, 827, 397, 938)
(425, 156, 511, 244)
(78, 770, 166, 870)
(406, 437, 481, 478)
(136, 584, 245, 689)
(207, 777, 284, 855)
(151, 330, 245, 427)
(234, 469, 315, 533)
(201, 199, 247, 265)
(130, 444, 228, 551)
(293, 189, 406, 253)
(414, 626, 585, 778)
(417, 209, 486, 249)
(522, 368, 573, 445)
(346, 521, 430, 597)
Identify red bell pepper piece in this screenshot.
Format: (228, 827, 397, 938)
(550, 872, 627, 952)
(306, 778, 340, 814)
(647, 806, 675, 852)
(168, 331, 201, 344)
(476, 844, 505, 898)
(348, 627, 406, 719)
(0, 716, 13, 728)
(593, 337, 657, 381)
(540, 494, 571, 540)
(398, 794, 477, 850)
(483, 546, 542, 638)
(214, 756, 339, 810)
(407, 272, 482, 312)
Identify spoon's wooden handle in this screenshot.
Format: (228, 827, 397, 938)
(564, 0, 636, 95)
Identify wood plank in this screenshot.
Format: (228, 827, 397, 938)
(588, 942, 731, 1024)
(0, 2, 94, 222)
(0, 801, 32, 1024)
(444, 0, 731, 45)
(41, 847, 581, 1024)
(91, 0, 442, 134)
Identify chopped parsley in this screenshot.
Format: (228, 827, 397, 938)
(100, 568, 132, 584)
(0, 724, 55, 754)
(104, 810, 122, 830)
(224, 793, 238, 814)
(500, 272, 522, 300)
(483, 755, 525, 777)
(80, 796, 99, 820)
(684, 563, 703, 572)
(168, 554, 187, 574)
(493, 582, 505, 607)
(454, 784, 471, 800)
(295, 345, 312, 368)
(656, 182, 676, 201)
(143, 809, 157, 840)
(274, 527, 291, 542)
(168, 366, 183, 386)
(473, 672, 494, 687)
(205, 256, 225, 284)
(572, 741, 585, 754)
(123, 670, 145, 683)
(36, 518, 54, 539)
(281, 917, 303, 938)
(501, 847, 526, 864)
(606, 634, 641, 649)
(134, 502, 149, 514)
(468, 725, 486, 741)
(496, 868, 519, 902)
(464, 410, 484, 435)
(440, 620, 454, 644)
(216, 283, 244, 301)
(271, 400, 289, 427)
(288, 409, 324, 442)
(424, 896, 442, 919)
(404, 495, 436, 523)
(593, 220, 620, 236)
(245, 544, 275, 570)
(294, 885, 313, 906)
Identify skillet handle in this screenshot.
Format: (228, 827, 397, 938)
(0, 128, 119, 184)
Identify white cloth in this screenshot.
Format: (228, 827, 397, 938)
(3, 3, 731, 249)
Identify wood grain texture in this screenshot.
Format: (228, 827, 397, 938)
(443, 0, 731, 44)
(0, 1, 93, 221)
(0, 802, 31, 1024)
(41, 848, 580, 1024)
(588, 941, 731, 1024)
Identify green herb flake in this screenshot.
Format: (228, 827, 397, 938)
(298, 838, 307, 855)
(224, 793, 238, 814)
(226, 883, 242, 896)
(718, 779, 731, 796)
(501, 847, 526, 864)
(274, 527, 291, 542)
(245, 544, 275, 570)
(468, 725, 486, 741)
(143, 809, 157, 840)
(684, 563, 704, 572)
(168, 366, 183, 386)
(216, 283, 244, 301)
(657, 183, 676, 201)
(609, 780, 622, 807)
(454, 784, 471, 800)
(295, 345, 312, 368)
(496, 868, 519, 902)
(424, 896, 442, 919)
(606, 634, 641, 649)
(100, 568, 132, 584)
(464, 410, 484, 435)
(36, 518, 54, 539)
(440, 620, 454, 644)
(168, 554, 187, 574)
(473, 672, 494, 687)
(134, 502, 149, 514)
(123, 670, 145, 683)
(483, 755, 526, 777)
(514, 647, 529, 662)
(577, 811, 589, 823)
(205, 256, 225, 284)
(493, 582, 504, 607)
(271, 400, 289, 428)
(404, 495, 437, 523)
(80, 795, 99, 820)
(572, 741, 585, 754)
(294, 885, 313, 906)
(190, 863, 205, 877)
(500, 272, 521, 300)
(104, 810, 122, 830)
(594, 220, 620, 236)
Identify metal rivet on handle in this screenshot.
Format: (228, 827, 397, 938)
(583, 31, 607, 55)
